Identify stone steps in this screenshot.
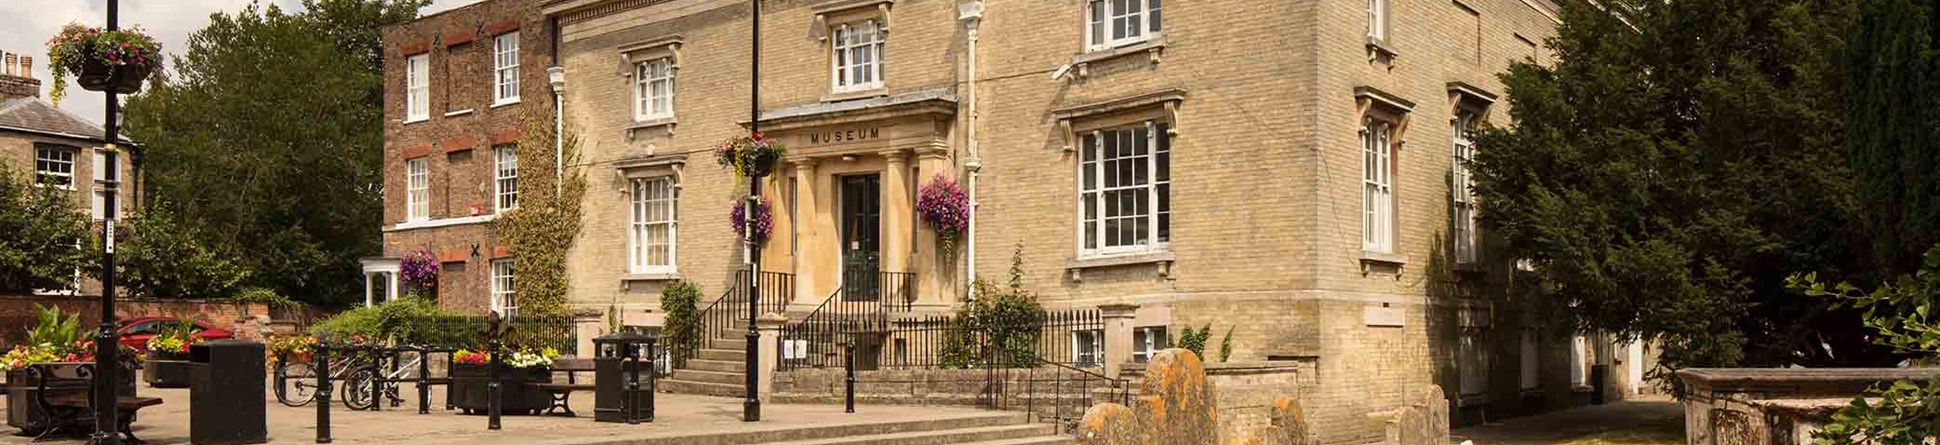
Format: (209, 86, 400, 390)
(698, 348, 748, 362)
(658, 379, 747, 398)
(683, 359, 747, 373)
(577, 412, 1042, 445)
(672, 369, 747, 385)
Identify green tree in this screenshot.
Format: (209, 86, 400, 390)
(1844, 0, 1940, 279)
(1791, 245, 1940, 444)
(1469, 0, 1883, 378)
(108, 203, 250, 299)
(122, 0, 428, 306)
(0, 164, 91, 293)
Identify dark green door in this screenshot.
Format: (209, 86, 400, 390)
(841, 174, 881, 301)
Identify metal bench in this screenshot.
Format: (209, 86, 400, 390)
(528, 358, 596, 416)
(25, 363, 163, 443)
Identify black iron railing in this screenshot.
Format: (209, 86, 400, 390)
(875, 309, 1103, 370)
(690, 270, 793, 362)
(779, 271, 919, 370)
(1014, 355, 1130, 434)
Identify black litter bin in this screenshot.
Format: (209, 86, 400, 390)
(191, 339, 267, 445)
(594, 330, 658, 424)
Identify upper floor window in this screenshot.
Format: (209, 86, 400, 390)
(1452, 110, 1479, 264)
(491, 259, 517, 317)
(1367, 0, 1388, 43)
(406, 157, 430, 222)
(831, 20, 884, 93)
(634, 58, 675, 121)
(494, 144, 518, 212)
(1363, 117, 1395, 253)
(493, 32, 520, 105)
(1079, 121, 1170, 258)
(34, 146, 75, 189)
(629, 176, 678, 274)
(1087, 0, 1162, 51)
(406, 54, 429, 122)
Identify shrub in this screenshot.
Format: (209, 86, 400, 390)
(112, 202, 250, 299)
(0, 164, 91, 294)
(234, 287, 299, 309)
(660, 281, 701, 366)
(1175, 324, 1213, 359)
(939, 245, 1048, 368)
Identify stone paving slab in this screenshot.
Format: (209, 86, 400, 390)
(1450, 396, 1684, 445)
(0, 385, 1005, 445)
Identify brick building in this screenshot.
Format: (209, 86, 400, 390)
(0, 50, 140, 297)
(377, 0, 1655, 438)
(366, 0, 555, 314)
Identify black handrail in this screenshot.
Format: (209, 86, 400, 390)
(1015, 352, 1129, 434)
(689, 270, 793, 364)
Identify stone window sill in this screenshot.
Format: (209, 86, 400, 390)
(822, 88, 888, 103)
(626, 117, 678, 140)
(403, 117, 429, 125)
(385, 214, 497, 232)
(1066, 251, 1174, 282)
(492, 98, 521, 109)
(444, 109, 475, 118)
(1366, 37, 1399, 62)
(1069, 38, 1166, 79)
(1360, 250, 1409, 267)
(621, 272, 682, 283)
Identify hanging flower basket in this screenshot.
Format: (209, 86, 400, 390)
(400, 250, 440, 297)
(917, 174, 970, 259)
(45, 23, 164, 103)
(715, 133, 787, 178)
(731, 198, 774, 243)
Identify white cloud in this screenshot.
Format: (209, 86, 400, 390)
(1, 0, 476, 126)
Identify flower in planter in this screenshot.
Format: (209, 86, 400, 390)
(730, 197, 774, 243)
(714, 133, 788, 179)
(400, 250, 440, 295)
(505, 347, 557, 369)
(917, 174, 970, 258)
(44, 22, 164, 104)
(453, 349, 490, 365)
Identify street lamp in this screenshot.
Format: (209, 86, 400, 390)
(92, 1, 125, 443)
(743, 0, 764, 423)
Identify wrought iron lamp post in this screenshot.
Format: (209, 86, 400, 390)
(92, 1, 125, 443)
(743, 0, 764, 423)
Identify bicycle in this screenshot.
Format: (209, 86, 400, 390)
(275, 349, 373, 408)
(340, 350, 427, 411)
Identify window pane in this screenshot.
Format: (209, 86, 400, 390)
(1149, 0, 1161, 34)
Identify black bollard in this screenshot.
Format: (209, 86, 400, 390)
(417, 346, 431, 414)
(844, 343, 855, 414)
(487, 315, 503, 430)
(624, 342, 640, 425)
(316, 344, 332, 444)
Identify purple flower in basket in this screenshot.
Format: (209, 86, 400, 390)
(399, 250, 439, 294)
(730, 197, 774, 243)
(916, 174, 970, 257)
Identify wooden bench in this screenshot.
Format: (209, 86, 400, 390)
(528, 358, 595, 416)
(26, 363, 164, 443)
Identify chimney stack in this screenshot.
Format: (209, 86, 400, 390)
(0, 49, 41, 99)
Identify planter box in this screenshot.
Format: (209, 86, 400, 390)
(142, 359, 194, 388)
(7, 363, 137, 436)
(448, 363, 550, 415)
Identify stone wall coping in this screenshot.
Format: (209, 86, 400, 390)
(1677, 368, 1939, 394)
(1119, 360, 1306, 378)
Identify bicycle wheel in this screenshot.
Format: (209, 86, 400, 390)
(277, 362, 318, 407)
(342, 367, 377, 411)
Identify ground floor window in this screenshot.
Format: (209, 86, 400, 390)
(1133, 326, 1168, 363)
(1459, 329, 1490, 396)
(491, 259, 516, 317)
(1072, 330, 1103, 367)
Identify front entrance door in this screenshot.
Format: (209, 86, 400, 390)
(840, 174, 881, 301)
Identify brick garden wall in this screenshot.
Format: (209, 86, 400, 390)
(0, 294, 273, 346)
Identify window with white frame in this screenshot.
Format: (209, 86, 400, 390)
(1367, 0, 1388, 43)
(491, 259, 517, 317)
(493, 32, 520, 105)
(92, 150, 117, 183)
(1452, 110, 1479, 264)
(1079, 122, 1171, 258)
(831, 20, 884, 93)
(406, 158, 429, 222)
(1072, 330, 1103, 367)
(406, 54, 429, 121)
(1086, 0, 1162, 51)
(494, 144, 518, 212)
(91, 191, 108, 221)
(629, 176, 678, 274)
(1133, 326, 1168, 363)
(634, 58, 675, 121)
(34, 146, 75, 189)
(1362, 118, 1395, 253)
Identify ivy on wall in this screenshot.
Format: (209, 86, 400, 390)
(493, 119, 586, 317)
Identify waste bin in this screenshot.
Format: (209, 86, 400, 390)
(191, 339, 267, 445)
(593, 329, 658, 424)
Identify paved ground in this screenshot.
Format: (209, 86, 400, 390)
(1451, 395, 1686, 445)
(0, 384, 1001, 445)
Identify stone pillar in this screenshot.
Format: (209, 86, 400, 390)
(912, 147, 954, 309)
(791, 159, 820, 308)
(573, 312, 604, 358)
(756, 312, 789, 403)
(1100, 303, 1139, 379)
(880, 150, 913, 275)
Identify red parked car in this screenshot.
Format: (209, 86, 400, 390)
(117, 317, 234, 352)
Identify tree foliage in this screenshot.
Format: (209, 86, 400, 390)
(122, 0, 428, 306)
(1791, 245, 1940, 444)
(104, 203, 251, 299)
(1469, 0, 1890, 376)
(0, 164, 91, 293)
(659, 281, 701, 367)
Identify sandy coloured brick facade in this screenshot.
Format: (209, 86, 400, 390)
(375, 0, 554, 314)
(383, 0, 1657, 439)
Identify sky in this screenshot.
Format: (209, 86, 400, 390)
(0, 0, 481, 126)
